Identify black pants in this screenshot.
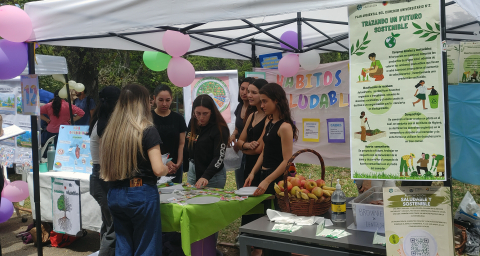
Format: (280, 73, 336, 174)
(416, 166, 429, 175)
(90, 164, 116, 256)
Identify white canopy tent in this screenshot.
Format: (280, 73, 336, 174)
(24, 0, 480, 62)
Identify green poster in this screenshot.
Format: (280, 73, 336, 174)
(349, 0, 446, 181)
(447, 44, 459, 85)
(458, 41, 480, 83)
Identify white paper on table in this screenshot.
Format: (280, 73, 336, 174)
(0, 125, 26, 141)
(157, 176, 175, 185)
(267, 209, 329, 226)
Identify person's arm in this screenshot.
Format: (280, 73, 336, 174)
(174, 132, 186, 171)
(244, 151, 263, 187)
(196, 126, 229, 188)
(72, 105, 85, 118)
(40, 115, 50, 124)
(147, 145, 169, 177)
(414, 89, 418, 96)
(254, 123, 293, 196)
(237, 113, 259, 155)
(229, 127, 238, 146)
(40, 103, 50, 115)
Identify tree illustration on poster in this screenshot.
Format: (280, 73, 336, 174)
(57, 194, 72, 231)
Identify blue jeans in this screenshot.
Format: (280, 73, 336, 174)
(107, 184, 162, 256)
(187, 163, 226, 189)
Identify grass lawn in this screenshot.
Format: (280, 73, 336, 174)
(9, 165, 480, 245)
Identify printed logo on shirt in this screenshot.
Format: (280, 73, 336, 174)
(214, 143, 226, 168)
(186, 132, 199, 142)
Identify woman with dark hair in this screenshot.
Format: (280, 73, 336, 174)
(230, 77, 256, 190)
(184, 94, 230, 189)
(152, 84, 187, 184)
(40, 90, 85, 147)
(89, 86, 121, 256)
(101, 83, 168, 256)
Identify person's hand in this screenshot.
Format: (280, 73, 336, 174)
(195, 178, 209, 188)
(364, 118, 367, 121)
(233, 141, 240, 153)
(253, 180, 270, 196)
(359, 180, 372, 193)
(244, 173, 255, 188)
(166, 161, 176, 174)
(243, 141, 259, 150)
(228, 134, 236, 147)
(414, 93, 417, 96)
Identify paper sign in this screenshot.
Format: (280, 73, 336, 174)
(355, 204, 384, 233)
(245, 72, 266, 79)
(0, 125, 26, 141)
(327, 118, 345, 143)
(302, 118, 320, 142)
(20, 75, 40, 115)
(259, 52, 283, 69)
(52, 177, 82, 236)
(53, 125, 92, 173)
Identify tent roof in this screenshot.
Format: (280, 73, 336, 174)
(24, 0, 480, 60)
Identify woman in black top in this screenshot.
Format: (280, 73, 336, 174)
(100, 83, 168, 256)
(184, 94, 230, 189)
(230, 77, 255, 189)
(244, 83, 298, 197)
(152, 85, 187, 183)
(237, 79, 268, 187)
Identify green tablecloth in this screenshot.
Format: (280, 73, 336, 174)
(160, 194, 270, 256)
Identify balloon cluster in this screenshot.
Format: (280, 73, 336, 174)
(143, 30, 195, 88)
(0, 179, 29, 223)
(51, 75, 85, 99)
(0, 5, 34, 80)
(277, 31, 321, 78)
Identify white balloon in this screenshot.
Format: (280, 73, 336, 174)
(58, 86, 68, 99)
(68, 80, 77, 90)
(299, 52, 320, 71)
(51, 74, 65, 84)
(75, 83, 85, 92)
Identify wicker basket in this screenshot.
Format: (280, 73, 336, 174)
(275, 149, 331, 216)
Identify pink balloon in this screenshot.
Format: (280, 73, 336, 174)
(0, 40, 28, 80)
(2, 180, 29, 203)
(167, 57, 195, 87)
(0, 197, 14, 223)
(163, 30, 190, 57)
(1, 179, 10, 198)
(0, 5, 33, 42)
(278, 54, 300, 78)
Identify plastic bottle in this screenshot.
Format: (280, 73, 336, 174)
(331, 179, 347, 222)
(47, 143, 56, 171)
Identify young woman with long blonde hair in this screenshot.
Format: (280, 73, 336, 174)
(101, 83, 168, 256)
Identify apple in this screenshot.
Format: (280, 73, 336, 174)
(287, 176, 293, 182)
(301, 189, 310, 194)
(316, 179, 326, 188)
(305, 181, 317, 192)
(290, 177, 301, 187)
(312, 187, 323, 198)
(296, 175, 306, 181)
(278, 180, 292, 192)
(290, 186, 300, 195)
(300, 180, 306, 188)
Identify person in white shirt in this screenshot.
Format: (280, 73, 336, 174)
(413, 80, 433, 109)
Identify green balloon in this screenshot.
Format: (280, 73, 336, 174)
(143, 51, 171, 71)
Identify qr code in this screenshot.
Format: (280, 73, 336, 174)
(410, 238, 429, 256)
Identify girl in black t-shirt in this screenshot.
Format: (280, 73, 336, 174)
(184, 94, 230, 189)
(100, 83, 168, 256)
(152, 85, 187, 184)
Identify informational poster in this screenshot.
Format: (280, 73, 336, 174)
(447, 44, 459, 85)
(383, 186, 453, 256)
(349, 0, 446, 181)
(245, 72, 266, 79)
(458, 41, 480, 83)
(183, 70, 239, 132)
(53, 125, 92, 174)
(327, 118, 345, 143)
(20, 75, 40, 115)
(51, 177, 82, 236)
(259, 52, 282, 69)
(302, 118, 320, 142)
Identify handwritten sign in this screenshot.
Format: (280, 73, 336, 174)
(355, 203, 385, 233)
(20, 75, 40, 115)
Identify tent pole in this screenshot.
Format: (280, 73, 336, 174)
(197, 33, 294, 52)
(303, 33, 349, 52)
(297, 12, 302, 52)
(190, 35, 250, 59)
(303, 20, 349, 51)
(28, 42, 43, 256)
(64, 75, 74, 125)
(242, 19, 299, 52)
(251, 39, 256, 68)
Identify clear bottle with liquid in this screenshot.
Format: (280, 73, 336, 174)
(47, 144, 56, 171)
(331, 179, 346, 222)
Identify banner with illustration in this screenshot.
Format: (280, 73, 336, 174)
(183, 70, 239, 132)
(53, 125, 92, 173)
(383, 186, 453, 256)
(447, 44, 459, 85)
(349, 0, 446, 181)
(51, 177, 82, 236)
(459, 41, 480, 83)
(254, 60, 350, 167)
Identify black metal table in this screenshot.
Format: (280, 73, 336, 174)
(239, 209, 387, 256)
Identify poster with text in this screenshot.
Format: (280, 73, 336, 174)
(53, 125, 92, 173)
(447, 44, 459, 85)
(51, 177, 82, 236)
(458, 41, 480, 83)
(349, 0, 446, 181)
(383, 186, 453, 256)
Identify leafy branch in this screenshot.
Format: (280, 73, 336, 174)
(412, 22, 440, 42)
(351, 31, 370, 56)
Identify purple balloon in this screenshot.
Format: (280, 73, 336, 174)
(0, 40, 28, 80)
(280, 31, 303, 50)
(0, 197, 14, 223)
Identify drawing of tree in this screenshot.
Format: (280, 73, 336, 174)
(57, 194, 72, 231)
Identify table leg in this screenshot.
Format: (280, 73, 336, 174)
(238, 235, 250, 256)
